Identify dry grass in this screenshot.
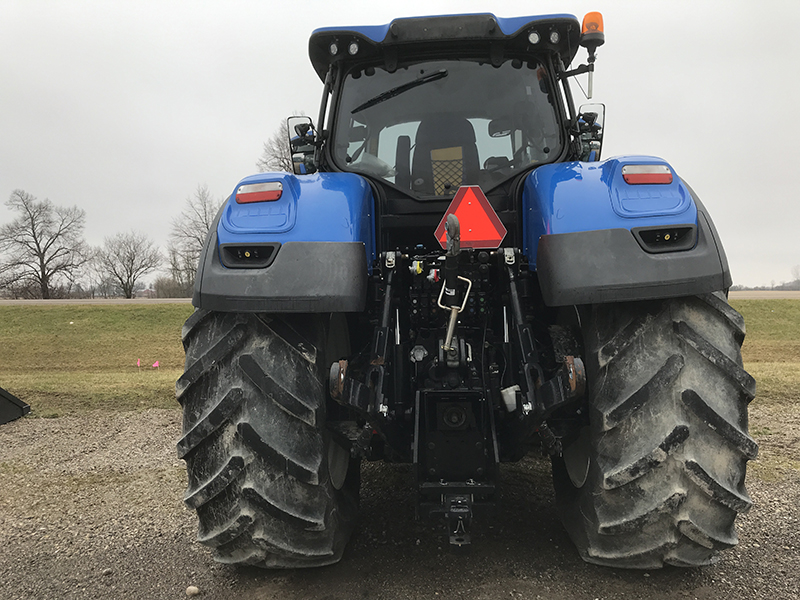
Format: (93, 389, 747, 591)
(730, 299, 800, 479)
(731, 299, 800, 408)
(0, 304, 193, 416)
(0, 300, 796, 422)
(733, 299, 800, 364)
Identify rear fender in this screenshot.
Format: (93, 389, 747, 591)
(193, 172, 376, 312)
(522, 157, 731, 306)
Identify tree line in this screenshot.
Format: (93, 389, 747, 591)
(0, 119, 297, 300)
(0, 186, 218, 300)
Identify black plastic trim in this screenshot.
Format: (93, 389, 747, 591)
(193, 239, 368, 313)
(682, 180, 731, 282)
(536, 214, 732, 307)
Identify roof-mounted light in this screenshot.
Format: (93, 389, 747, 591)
(235, 181, 283, 203)
(549, 30, 560, 44)
(622, 165, 673, 185)
(329, 41, 338, 56)
(527, 31, 540, 45)
(348, 41, 359, 55)
(581, 12, 605, 52)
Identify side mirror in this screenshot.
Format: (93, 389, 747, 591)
(287, 116, 317, 175)
(577, 103, 605, 162)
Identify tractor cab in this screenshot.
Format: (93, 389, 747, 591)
(330, 58, 562, 196)
(294, 13, 601, 250)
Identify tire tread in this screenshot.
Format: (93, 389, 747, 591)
(177, 312, 357, 568)
(553, 294, 756, 568)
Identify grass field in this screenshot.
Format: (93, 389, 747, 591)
(0, 300, 797, 418)
(733, 299, 800, 407)
(729, 299, 800, 479)
(0, 304, 194, 416)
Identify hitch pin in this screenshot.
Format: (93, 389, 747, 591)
(438, 276, 472, 351)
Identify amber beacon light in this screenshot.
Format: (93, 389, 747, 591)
(581, 11, 605, 50)
(580, 12, 605, 98)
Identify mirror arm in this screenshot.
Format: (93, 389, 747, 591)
(559, 62, 594, 80)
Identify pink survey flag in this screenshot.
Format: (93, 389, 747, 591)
(152, 361, 160, 368)
(137, 358, 141, 368)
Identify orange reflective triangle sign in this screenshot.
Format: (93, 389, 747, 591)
(434, 186, 507, 249)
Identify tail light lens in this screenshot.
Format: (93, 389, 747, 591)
(622, 165, 673, 185)
(235, 181, 283, 203)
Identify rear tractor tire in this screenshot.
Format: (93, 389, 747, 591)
(176, 310, 359, 568)
(553, 292, 757, 568)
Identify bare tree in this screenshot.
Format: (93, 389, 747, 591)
(83, 264, 119, 299)
(153, 275, 189, 298)
(166, 184, 220, 295)
(97, 231, 161, 298)
(0, 189, 90, 299)
(256, 112, 309, 174)
(256, 120, 293, 173)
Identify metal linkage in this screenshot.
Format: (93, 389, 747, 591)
(445, 494, 473, 551)
(368, 253, 398, 417)
(438, 276, 472, 352)
(328, 254, 397, 419)
(328, 252, 400, 459)
(439, 214, 472, 354)
(505, 258, 542, 417)
(505, 256, 586, 425)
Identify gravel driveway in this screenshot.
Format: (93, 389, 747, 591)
(0, 407, 797, 600)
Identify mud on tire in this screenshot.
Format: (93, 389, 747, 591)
(176, 310, 359, 568)
(553, 292, 757, 568)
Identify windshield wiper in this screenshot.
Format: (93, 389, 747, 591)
(351, 69, 448, 114)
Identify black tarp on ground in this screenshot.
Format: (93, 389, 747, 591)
(0, 387, 30, 424)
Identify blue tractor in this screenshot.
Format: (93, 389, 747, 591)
(177, 12, 756, 569)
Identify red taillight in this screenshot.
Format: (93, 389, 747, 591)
(622, 164, 673, 185)
(235, 181, 283, 203)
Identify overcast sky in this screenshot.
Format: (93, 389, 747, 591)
(2, 0, 798, 287)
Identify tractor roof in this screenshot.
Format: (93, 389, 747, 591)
(309, 13, 581, 80)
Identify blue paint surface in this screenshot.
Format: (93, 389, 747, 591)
(522, 156, 698, 267)
(217, 172, 376, 266)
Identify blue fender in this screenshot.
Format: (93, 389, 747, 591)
(217, 171, 376, 256)
(522, 156, 732, 306)
(193, 172, 376, 313)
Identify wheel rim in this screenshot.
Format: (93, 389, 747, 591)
(563, 426, 590, 488)
(327, 437, 350, 490)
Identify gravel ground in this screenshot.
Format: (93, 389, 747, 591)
(0, 407, 797, 600)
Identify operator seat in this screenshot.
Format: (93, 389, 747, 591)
(411, 115, 480, 196)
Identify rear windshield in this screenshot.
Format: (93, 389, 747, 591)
(331, 58, 562, 198)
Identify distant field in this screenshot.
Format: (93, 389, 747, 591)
(731, 299, 800, 407)
(0, 300, 797, 418)
(0, 304, 194, 416)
